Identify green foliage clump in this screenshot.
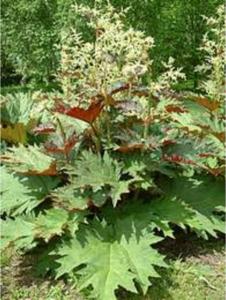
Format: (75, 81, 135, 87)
(0, 3, 225, 300)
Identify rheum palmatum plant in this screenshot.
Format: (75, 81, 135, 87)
(0, 2, 225, 300)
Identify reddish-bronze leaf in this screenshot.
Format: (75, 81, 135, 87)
(165, 105, 186, 113)
(163, 154, 196, 165)
(162, 139, 176, 146)
(110, 82, 130, 95)
(193, 97, 220, 111)
(56, 100, 104, 123)
(117, 143, 145, 153)
(33, 124, 55, 135)
(213, 131, 225, 142)
(199, 153, 214, 158)
(26, 162, 58, 176)
(45, 134, 78, 155)
(208, 166, 225, 176)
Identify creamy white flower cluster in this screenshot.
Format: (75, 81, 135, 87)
(196, 5, 224, 101)
(57, 2, 154, 107)
(56, 1, 185, 113)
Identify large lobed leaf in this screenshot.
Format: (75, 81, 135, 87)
(159, 175, 225, 238)
(0, 208, 78, 250)
(1, 167, 60, 216)
(70, 151, 132, 206)
(54, 218, 167, 300)
(1, 145, 57, 176)
(52, 185, 110, 211)
(0, 216, 36, 251)
(104, 175, 225, 239)
(1, 167, 36, 216)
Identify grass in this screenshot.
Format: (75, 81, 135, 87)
(1, 284, 76, 300)
(121, 234, 225, 300)
(1, 234, 225, 300)
(1, 249, 81, 300)
(126, 255, 225, 300)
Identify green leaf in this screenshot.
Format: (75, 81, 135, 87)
(104, 175, 224, 239)
(171, 112, 201, 132)
(159, 176, 225, 238)
(1, 216, 35, 251)
(19, 175, 60, 200)
(67, 212, 87, 236)
(52, 185, 89, 211)
(1, 208, 71, 250)
(72, 151, 120, 189)
(52, 184, 109, 210)
(1, 144, 57, 175)
(162, 176, 224, 216)
(34, 208, 69, 242)
(110, 180, 131, 207)
(54, 218, 166, 300)
(149, 197, 194, 236)
(1, 167, 59, 216)
(1, 92, 34, 125)
(72, 151, 131, 206)
(103, 198, 193, 238)
(0, 167, 36, 216)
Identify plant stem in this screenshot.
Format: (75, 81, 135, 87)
(91, 123, 101, 153)
(143, 97, 152, 142)
(56, 117, 70, 163)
